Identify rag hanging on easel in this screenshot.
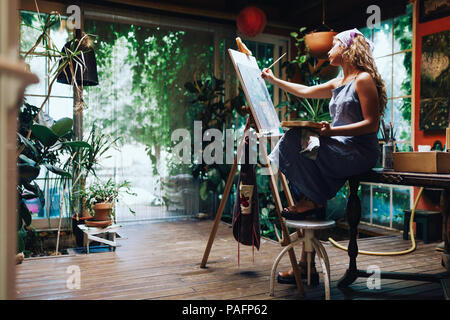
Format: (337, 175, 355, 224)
(232, 132, 260, 265)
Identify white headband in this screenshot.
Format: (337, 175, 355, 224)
(335, 28, 374, 52)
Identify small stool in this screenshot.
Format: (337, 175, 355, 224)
(77, 224, 121, 254)
(269, 219, 335, 300)
(403, 209, 442, 244)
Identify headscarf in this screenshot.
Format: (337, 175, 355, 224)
(335, 28, 374, 52)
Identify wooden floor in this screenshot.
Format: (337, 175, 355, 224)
(15, 219, 447, 300)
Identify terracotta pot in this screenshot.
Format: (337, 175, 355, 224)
(304, 31, 337, 59)
(85, 219, 112, 228)
(93, 202, 113, 221)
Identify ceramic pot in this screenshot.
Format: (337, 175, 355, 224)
(382, 143, 394, 170)
(93, 202, 113, 221)
(304, 31, 337, 59)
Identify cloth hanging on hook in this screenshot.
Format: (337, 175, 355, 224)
(232, 134, 261, 266)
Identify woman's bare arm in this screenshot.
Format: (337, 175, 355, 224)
(261, 68, 338, 99)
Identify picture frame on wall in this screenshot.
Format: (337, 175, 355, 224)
(419, 29, 450, 130)
(419, 0, 450, 23)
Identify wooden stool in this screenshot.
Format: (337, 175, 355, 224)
(269, 219, 335, 299)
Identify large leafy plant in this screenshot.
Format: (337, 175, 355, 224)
(63, 123, 121, 219)
(17, 9, 93, 253)
(184, 75, 245, 203)
(17, 103, 90, 252)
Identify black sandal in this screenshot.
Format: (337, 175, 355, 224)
(281, 206, 326, 221)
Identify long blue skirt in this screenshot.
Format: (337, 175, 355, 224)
(268, 127, 380, 207)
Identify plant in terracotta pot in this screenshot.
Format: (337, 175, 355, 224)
(304, 30, 337, 59)
(288, 26, 340, 85)
(79, 178, 136, 226)
(304, 0, 337, 59)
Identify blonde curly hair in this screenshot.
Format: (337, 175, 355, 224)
(339, 36, 387, 118)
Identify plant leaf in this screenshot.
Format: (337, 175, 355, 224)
(18, 163, 41, 181)
(51, 117, 74, 137)
(44, 164, 72, 178)
(31, 124, 59, 147)
(19, 200, 32, 227)
(63, 141, 93, 150)
(17, 133, 38, 156)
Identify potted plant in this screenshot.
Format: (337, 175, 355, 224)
(276, 93, 331, 123)
(289, 26, 340, 84)
(304, 0, 337, 59)
(78, 178, 136, 227)
(17, 8, 97, 255)
(304, 30, 337, 59)
(379, 119, 397, 170)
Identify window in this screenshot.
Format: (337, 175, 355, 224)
(359, 3, 414, 229)
(20, 11, 73, 223)
(82, 11, 224, 222)
(361, 3, 413, 152)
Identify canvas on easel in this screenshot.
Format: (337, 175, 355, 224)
(228, 49, 322, 133)
(228, 49, 283, 137)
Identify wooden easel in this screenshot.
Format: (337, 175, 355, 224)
(200, 113, 305, 296)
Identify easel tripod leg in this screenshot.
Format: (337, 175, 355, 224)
(200, 119, 251, 268)
(200, 160, 238, 268)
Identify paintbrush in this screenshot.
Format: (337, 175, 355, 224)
(261, 52, 286, 78)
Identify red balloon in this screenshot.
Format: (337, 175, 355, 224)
(237, 6, 266, 37)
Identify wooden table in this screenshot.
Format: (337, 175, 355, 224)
(338, 168, 450, 298)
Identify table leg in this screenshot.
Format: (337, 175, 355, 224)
(441, 189, 450, 271)
(338, 178, 361, 288)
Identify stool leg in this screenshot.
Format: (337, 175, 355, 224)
(313, 238, 331, 283)
(270, 242, 295, 296)
(312, 239, 331, 300)
(307, 252, 311, 286)
(338, 178, 361, 288)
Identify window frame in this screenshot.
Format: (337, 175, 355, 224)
(362, 5, 414, 150)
